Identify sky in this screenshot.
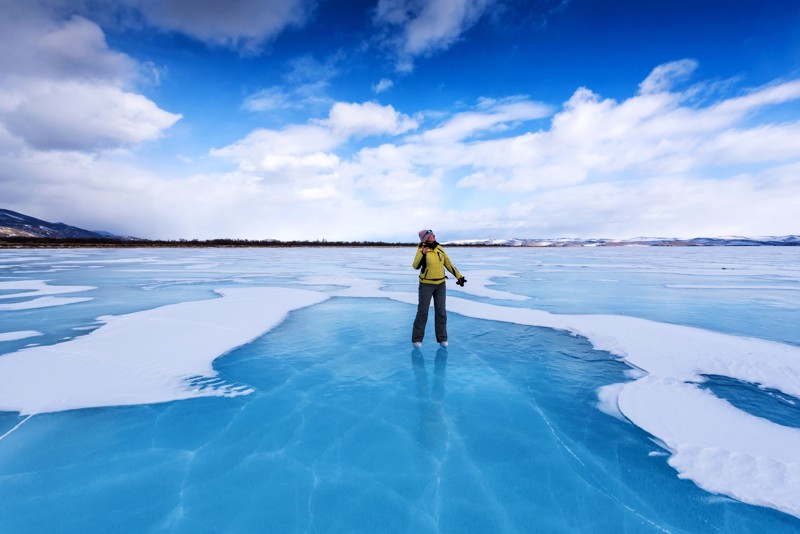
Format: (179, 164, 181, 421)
(1, 0, 799, 241)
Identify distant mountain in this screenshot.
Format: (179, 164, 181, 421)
(0, 209, 130, 239)
(447, 235, 800, 247)
(2, 208, 797, 246)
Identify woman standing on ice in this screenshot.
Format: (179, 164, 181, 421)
(412, 229, 466, 348)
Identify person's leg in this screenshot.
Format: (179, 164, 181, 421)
(432, 282, 447, 343)
(412, 282, 435, 343)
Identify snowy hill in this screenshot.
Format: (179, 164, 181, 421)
(446, 236, 800, 247)
(0, 209, 127, 239)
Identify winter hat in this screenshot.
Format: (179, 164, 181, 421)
(418, 229, 433, 241)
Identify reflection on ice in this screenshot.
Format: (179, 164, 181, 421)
(412, 347, 449, 457)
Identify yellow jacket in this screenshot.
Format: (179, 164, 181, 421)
(412, 243, 462, 284)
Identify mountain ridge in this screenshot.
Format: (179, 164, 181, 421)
(0, 209, 131, 240)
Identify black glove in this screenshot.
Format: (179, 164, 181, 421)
(456, 277, 466, 287)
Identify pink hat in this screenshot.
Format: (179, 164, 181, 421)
(418, 229, 433, 241)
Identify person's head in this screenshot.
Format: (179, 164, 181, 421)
(418, 229, 436, 243)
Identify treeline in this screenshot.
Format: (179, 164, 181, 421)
(0, 237, 423, 248)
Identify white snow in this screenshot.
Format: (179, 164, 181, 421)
(0, 330, 42, 342)
(0, 280, 96, 298)
(0, 280, 96, 310)
(0, 287, 328, 415)
(596, 383, 626, 420)
(0, 296, 95, 310)
(620, 377, 800, 518)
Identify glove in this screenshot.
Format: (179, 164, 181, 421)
(456, 277, 466, 287)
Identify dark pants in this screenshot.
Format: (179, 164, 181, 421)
(412, 282, 447, 343)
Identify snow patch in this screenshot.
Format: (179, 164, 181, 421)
(0, 287, 328, 415)
(0, 330, 43, 342)
(0, 280, 96, 310)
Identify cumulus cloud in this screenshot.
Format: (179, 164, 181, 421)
(210, 125, 340, 174)
(4, 40, 800, 241)
(324, 101, 418, 137)
(205, 59, 800, 239)
(133, 0, 315, 54)
(0, 5, 180, 153)
(215, 101, 417, 174)
(3, 81, 181, 151)
(36, 15, 139, 82)
(447, 66, 800, 193)
(454, 166, 800, 239)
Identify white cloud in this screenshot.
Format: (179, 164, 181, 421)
(639, 58, 698, 95)
(35, 15, 139, 82)
(461, 166, 800, 239)
(402, 0, 493, 55)
(242, 81, 332, 112)
(419, 98, 550, 143)
(324, 101, 418, 137)
(444, 70, 800, 193)
(3, 49, 800, 241)
(133, 0, 315, 54)
(3, 81, 181, 151)
(242, 87, 294, 112)
(0, 6, 180, 153)
(242, 54, 339, 113)
(354, 167, 443, 203)
(210, 125, 340, 174)
(456, 170, 504, 189)
(214, 101, 418, 178)
(373, 78, 394, 93)
(374, 0, 495, 71)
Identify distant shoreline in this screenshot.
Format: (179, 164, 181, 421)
(1, 237, 797, 249)
(0, 238, 415, 249)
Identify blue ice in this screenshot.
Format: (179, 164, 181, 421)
(0, 247, 799, 532)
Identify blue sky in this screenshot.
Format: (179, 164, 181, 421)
(1, 0, 799, 241)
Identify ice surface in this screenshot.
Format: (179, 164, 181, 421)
(0, 331, 42, 342)
(384, 289, 800, 519)
(0, 280, 95, 298)
(1, 247, 799, 531)
(0, 280, 95, 310)
(0, 287, 327, 414)
(0, 296, 94, 310)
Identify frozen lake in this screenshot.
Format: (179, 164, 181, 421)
(1, 246, 799, 532)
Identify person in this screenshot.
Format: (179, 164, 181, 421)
(411, 229, 466, 348)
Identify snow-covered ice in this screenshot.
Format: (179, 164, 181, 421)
(0, 280, 95, 310)
(0, 246, 798, 532)
(0, 330, 42, 342)
(0, 287, 327, 414)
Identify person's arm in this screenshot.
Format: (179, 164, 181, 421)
(441, 248, 466, 285)
(441, 249, 462, 279)
(412, 244, 426, 269)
